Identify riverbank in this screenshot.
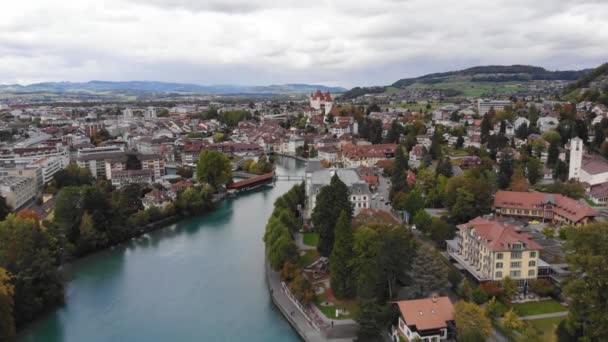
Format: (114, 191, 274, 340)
(265, 256, 356, 342)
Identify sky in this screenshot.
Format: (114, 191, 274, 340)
(1, 0, 607, 88)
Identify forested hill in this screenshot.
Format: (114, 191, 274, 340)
(338, 65, 590, 100)
(392, 65, 587, 87)
(564, 63, 608, 104)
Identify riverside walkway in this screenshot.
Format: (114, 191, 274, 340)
(265, 258, 356, 342)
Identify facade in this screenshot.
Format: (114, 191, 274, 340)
(494, 190, 597, 226)
(309, 90, 333, 115)
(304, 161, 371, 218)
(568, 137, 584, 182)
(477, 99, 512, 115)
(342, 143, 396, 167)
(391, 296, 454, 342)
(110, 169, 154, 189)
(139, 154, 166, 179)
(447, 217, 542, 287)
(0, 176, 37, 210)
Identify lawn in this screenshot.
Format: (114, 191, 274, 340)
(513, 300, 567, 316)
(525, 316, 565, 342)
(313, 291, 358, 320)
(297, 249, 320, 268)
(303, 232, 320, 247)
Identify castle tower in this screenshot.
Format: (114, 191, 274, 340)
(569, 137, 583, 181)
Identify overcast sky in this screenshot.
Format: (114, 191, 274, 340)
(1, 0, 607, 87)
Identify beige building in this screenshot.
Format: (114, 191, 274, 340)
(0, 176, 37, 210)
(447, 217, 542, 288)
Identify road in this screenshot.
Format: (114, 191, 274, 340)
(370, 174, 392, 211)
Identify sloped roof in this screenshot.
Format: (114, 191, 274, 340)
(457, 216, 543, 252)
(396, 297, 454, 331)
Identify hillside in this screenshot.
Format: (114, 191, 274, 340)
(0, 81, 346, 95)
(339, 65, 589, 100)
(564, 63, 608, 104)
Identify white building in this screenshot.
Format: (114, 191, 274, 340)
(569, 137, 584, 182)
(123, 108, 134, 120)
(144, 107, 157, 120)
(391, 296, 454, 342)
(309, 90, 333, 115)
(478, 99, 512, 115)
(304, 161, 371, 218)
(0, 176, 37, 210)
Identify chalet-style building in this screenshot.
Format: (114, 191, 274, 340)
(494, 190, 597, 226)
(391, 296, 455, 342)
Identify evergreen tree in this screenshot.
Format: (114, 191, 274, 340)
(399, 244, 449, 299)
(526, 157, 543, 185)
(516, 123, 528, 140)
(312, 174, 352, 257)
(436, 157, 453, 178)
(497, 152, 513, 189)
(390, 146, 408, 195)
(330, 211, 356, 298)
(480, 116, 492, 143)
(456, 136, 465, 149)
(547, 141, 559, 166)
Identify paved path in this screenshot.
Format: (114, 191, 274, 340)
(520, 311, 568, 320)
(266, 258, 355, 342)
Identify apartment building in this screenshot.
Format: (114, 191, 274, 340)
(0, 176, 37, 210)
(477, 99, 512, 115)
(447, 217, 542, 288)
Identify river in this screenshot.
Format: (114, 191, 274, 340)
(19, 157, 304, 342)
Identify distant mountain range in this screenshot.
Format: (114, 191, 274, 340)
(0, 81, 347, 95)
(339, 65, 593, 100)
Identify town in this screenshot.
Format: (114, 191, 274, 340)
(1, 62, 608, 342)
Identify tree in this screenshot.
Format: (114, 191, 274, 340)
(451, 188, 476, 223)
(428, 217, 455, 246)
(486, 296, 507, 319)
(526, 157, 543, 185)
(436, 157, 453, 178)
(196, 150, 232, 190)
(0, 197, 10, 222)
(563, 222, 608, 339)
(516, 123, 528, 140)
(553, 160, 568, 182)
(0, 215, 64, 325)
(289, 274, 315, 305)
(176, 166, 193, 179)
(509, 167, 529, 192)
(390, 146, 408, 195)
(503, 308, 524, 330)
(480, 116, 492, 144)
(497, 151, 514, 189)
(0, 268, 15, 341)
(412, 210, 432, 233)
(454, 301, 492, 342)
(456, 136, 465, 149)
(313, 174, 352, 257)
(330, 211, 356, 299)
(547, 141, 559, 166)
(356, 299, 385, 341)
(529, 278, 554, 297)
(400, 244, 448, 299)
(502, 277, 518, 304)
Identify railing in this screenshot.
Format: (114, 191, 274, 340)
(280, 282, 326, 332)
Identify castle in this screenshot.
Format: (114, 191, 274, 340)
(309, 90, 333, 115)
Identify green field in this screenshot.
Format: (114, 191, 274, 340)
(525, 316, 565, 342)
(303, 232, 319, 247)
(297, 249, 319, 268)
(313, 291, 358, 320)
(513, 300, 567, 316)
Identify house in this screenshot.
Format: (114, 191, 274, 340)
(317, 146, 340, 163)
(446, 216, 542, 287)
(494, 190, 597, 226)
(537, 117, 559, 133)
(304, 161, 371, 218)
(142, 189, 172, 209)
(391, 296, 455, 342)
(287, 135, 305, 154)
(309, 90, 333, 115)
(513, 117, 530, 130)
(478, 99, 512, 115)
(459, 156, 481, 169)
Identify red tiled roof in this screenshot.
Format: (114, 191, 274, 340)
(396, 297, 454, 331)
(457, 216, 542, 252)
(494, 190, 597, 223)
(342, 143, 396, 160)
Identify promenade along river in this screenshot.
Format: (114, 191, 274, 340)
(19, 157, 303, 342)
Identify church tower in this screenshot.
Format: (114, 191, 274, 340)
(569, 137, 583, 181)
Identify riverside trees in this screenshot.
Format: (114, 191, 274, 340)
(312, 174, 352, 257)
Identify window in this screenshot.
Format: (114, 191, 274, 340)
(511, 261, 521, 268)
(496, 253, 503, 259)
(496, 262, 503, 269)
(528, 270, 535, 277)
(510, 270, 521, 278)
(529, 261, 536, 267)
(495, 271, 502, 278)
(529, 251, 536, 258)
(511, 251, 522, 259)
